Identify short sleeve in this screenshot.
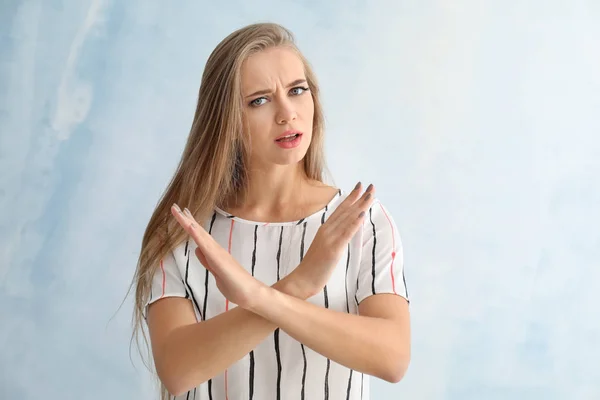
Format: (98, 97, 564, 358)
(355, 199, 410, 305)
(143, 249, 189, 319)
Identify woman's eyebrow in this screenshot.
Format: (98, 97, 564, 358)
(245, 78, 307, 98)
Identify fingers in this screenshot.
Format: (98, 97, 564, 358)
(171, 204, 212, 251)
(357, 184, 375, 215)
(345, 185, 375, 220)
(340, 181, 365, 208)
(327, 184, 376, 236)
(326, 182, 370, 225)
(329, 182, 375, 225)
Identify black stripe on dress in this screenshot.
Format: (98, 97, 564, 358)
(274, 329, 282, 400)
(205, 212, 217, 400)
(185, 242, 203, 321)
(403, 265, 409, 301)
(345, 243, 350, 313)
(345, 243, 354, 399)
(252, 225, 258, 276)
(183, 380, 197, 398)
(249, 350, 255, 400)
(301, 344, 308, 400)
(299, 221, 308, 400)
(276, 227, 283, 281)
(324, 358, 331, 400)
(182, 280, 190, 300)
(275, 226, 284, 400)
(300, 221, 307, 260)
(368, 207, 377, 295)
(346, 369, 353, 400)
(203, 212, 217, 321)
(321, 206, 329, 308)
(249, 225, 258, 400)
(355, 273, 360, 307)
(320, 206, 331, 400)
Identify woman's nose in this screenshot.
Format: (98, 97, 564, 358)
(275, 98, 297, 125)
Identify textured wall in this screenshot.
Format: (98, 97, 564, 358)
(1, 1, 599, 399)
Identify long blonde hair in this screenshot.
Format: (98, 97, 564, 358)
(127, 22, 332, 398)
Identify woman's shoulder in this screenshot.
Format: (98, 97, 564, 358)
(168, 237, 195, 263)
(324, 183, 394, 216)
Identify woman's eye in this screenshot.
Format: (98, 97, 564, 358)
(250, 97, 267, 107)
(249, 87, 309, 107)
(290, 86, 309, 96)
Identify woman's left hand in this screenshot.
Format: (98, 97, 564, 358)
(171, 204, 267, 310)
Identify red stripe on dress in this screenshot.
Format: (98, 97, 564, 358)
(378, 203, 397, 295)
(160, 259, 166, 298)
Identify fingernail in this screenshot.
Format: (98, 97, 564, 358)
(173, 203, 182, 213)
(366, 184, 373, 192)
(365, 193, 372, 201)
(358, 211, 365, 218)
(184, 208, 193, 218)
(355, 181, 361, 190)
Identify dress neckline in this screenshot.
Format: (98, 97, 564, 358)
(213, 188, 344, 227)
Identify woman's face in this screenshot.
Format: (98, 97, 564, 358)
(240, 46, 314, 168)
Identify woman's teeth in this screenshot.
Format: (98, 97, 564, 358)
(277, 134, 299, 142)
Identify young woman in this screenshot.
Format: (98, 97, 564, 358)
(131, 22, 410, 400)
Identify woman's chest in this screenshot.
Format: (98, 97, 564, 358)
(175, 219, 364, 320)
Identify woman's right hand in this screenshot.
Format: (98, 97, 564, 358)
(288, 182, 376, 298)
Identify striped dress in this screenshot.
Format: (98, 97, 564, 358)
(145, 188, 409, 400)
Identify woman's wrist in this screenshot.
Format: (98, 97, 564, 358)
(242, 268, 317, 313)
(277, 270, 317, 300)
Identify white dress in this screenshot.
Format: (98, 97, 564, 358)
(145, 188, 409, 400)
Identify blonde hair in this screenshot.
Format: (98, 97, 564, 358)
(127, 22, 332, 398)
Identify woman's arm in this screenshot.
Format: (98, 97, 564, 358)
(156, 189, 409, 395)
(248, 287, 411, 383)
(147, 275, 310, 396)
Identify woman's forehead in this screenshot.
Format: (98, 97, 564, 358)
(241, 47, 305, 91)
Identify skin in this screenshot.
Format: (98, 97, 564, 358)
(226, 45, 337, 222)
(146, 46, 411, 396)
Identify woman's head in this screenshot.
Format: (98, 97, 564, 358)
(128, 22, 331, 399)
(241, 45, 315, 170)
(193, 22, 326, 198)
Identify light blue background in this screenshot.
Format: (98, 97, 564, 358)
(1, 1, 599, 399)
